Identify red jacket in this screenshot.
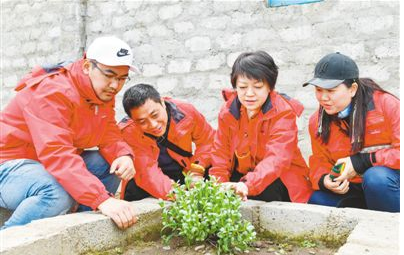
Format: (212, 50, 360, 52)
(309, 91, 400, 190)
(119, 98, 215, 199)
(210, 89, 313, 202)
(0, 59, 133, 209)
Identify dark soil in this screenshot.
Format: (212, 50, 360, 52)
(91, 236, 337, 255)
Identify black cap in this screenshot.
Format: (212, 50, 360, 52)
(303, 52, 359, 89)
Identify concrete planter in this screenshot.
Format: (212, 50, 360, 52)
(1, 199, 399, 255)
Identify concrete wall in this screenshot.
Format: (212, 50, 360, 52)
(1, 0, 399, 158)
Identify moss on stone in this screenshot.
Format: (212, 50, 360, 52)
(257, 229, 349, 249)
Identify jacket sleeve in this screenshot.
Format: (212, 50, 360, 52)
(99, 107, 134, 165)
(308, 115, 333, 190)
(373, 94, 400, 169)
(241, 109, 298, 196)
(189, 105, 215, 168)
(122, 126, 174, 199)
(22, 89, 110, 209)
(209, 113, 233, 183)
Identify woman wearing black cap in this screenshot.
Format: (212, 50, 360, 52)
(303, 52, 399, 212)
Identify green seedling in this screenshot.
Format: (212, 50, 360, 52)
(159, 174, 256, 254)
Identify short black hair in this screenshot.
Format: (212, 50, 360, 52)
(231, 51, 279, 90)
(122, 83, 161, 117)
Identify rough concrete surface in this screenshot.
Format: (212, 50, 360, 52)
(0, 199, 399, 255)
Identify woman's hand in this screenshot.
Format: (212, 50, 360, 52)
(323, 174, 350, 194)
(221, 182, 248, 201)
(334, 157, 357, 182)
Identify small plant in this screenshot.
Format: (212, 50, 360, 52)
(300, 239, 317, 248)
(159, 175, 256, 254)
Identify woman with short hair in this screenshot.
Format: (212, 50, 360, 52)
(209, 51, 313, 203)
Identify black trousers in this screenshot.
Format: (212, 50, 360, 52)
(124, 170, 184, 201)
(124, 168, 210, 201)
(230, 170, 291, 202)
(124, 168, 290, 202)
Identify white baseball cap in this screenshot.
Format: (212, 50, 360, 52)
(86, 36, 138, 72)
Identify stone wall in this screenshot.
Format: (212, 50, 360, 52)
(1, 0, 399, 158)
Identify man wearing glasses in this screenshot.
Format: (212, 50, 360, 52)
(0, 36, 137, 230)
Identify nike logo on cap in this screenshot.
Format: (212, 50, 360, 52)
(117, 48, 130, 57)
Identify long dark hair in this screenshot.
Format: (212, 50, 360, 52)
(317, 78, 394, 153)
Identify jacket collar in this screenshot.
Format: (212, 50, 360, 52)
(165, 99, 185, 123)
(228, 91, 273, 120)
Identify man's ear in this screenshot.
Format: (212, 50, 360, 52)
(161, 99, 166, 108)
(82, 59, 91, 75)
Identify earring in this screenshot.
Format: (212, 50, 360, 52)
(318, 106, 324, 135)
(350, 102, 360, 144)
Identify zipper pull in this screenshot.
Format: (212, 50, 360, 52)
(95, 105, 98, 115)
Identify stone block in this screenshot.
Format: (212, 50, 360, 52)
(240, 200, 266, 228)
(277, 68, 307, 90)
(123, 1, 143, 10)
(134, 7, 158, 24)
(345, 220, 398, 249)
(212, 1, 240, 13)
(11, 58, 26, 69)
(336, 242, 398, 255)
(259, 202, 333, 235)
(147, 24, 172, 38)
(200, 16, 230, 30)
(374, 42, 399, 58)
(360, 65, 390, 82)
(123, 29, 143, 45)
(182, 74, 207, 90)
(353, 16, 394, 35)
(278, 25, 312, 42)
(14, 3, 30, 13)
(243, 29, 272, 48)
(185, 36, 211, 52)
(21, 42, 37, 55)
(1, 199, 163, 255)
(230, 11, 260, 27)
(98, 2, 120, 15)
(167, 59, 192, 74)
(157, 77, 178, 93)
(186, 2, 213, 17)
(87, 21, 103, 33)
(48, 27, 61, 38)
(158, 4, 183, 20)
(112, 16, 136, 29)
(133, 44, 162, 63)
(216, 33, 242, 50)
(173, 21, 194, 34)
(196, 54, 225, 71)
(142, 64, 164, 77)
(208, 74, 230, 89)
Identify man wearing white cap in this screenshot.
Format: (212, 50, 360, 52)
(0, 36, 138, 229)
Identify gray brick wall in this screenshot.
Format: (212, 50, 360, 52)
(1, 0, 399, 159)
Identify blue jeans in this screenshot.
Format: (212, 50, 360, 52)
(0, 151, 119, 229)
(308, 166, 400, 212)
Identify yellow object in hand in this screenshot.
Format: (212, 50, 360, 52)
(189, 163, 205, 176)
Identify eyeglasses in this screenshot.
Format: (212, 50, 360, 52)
(91, 61, 130, 83)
